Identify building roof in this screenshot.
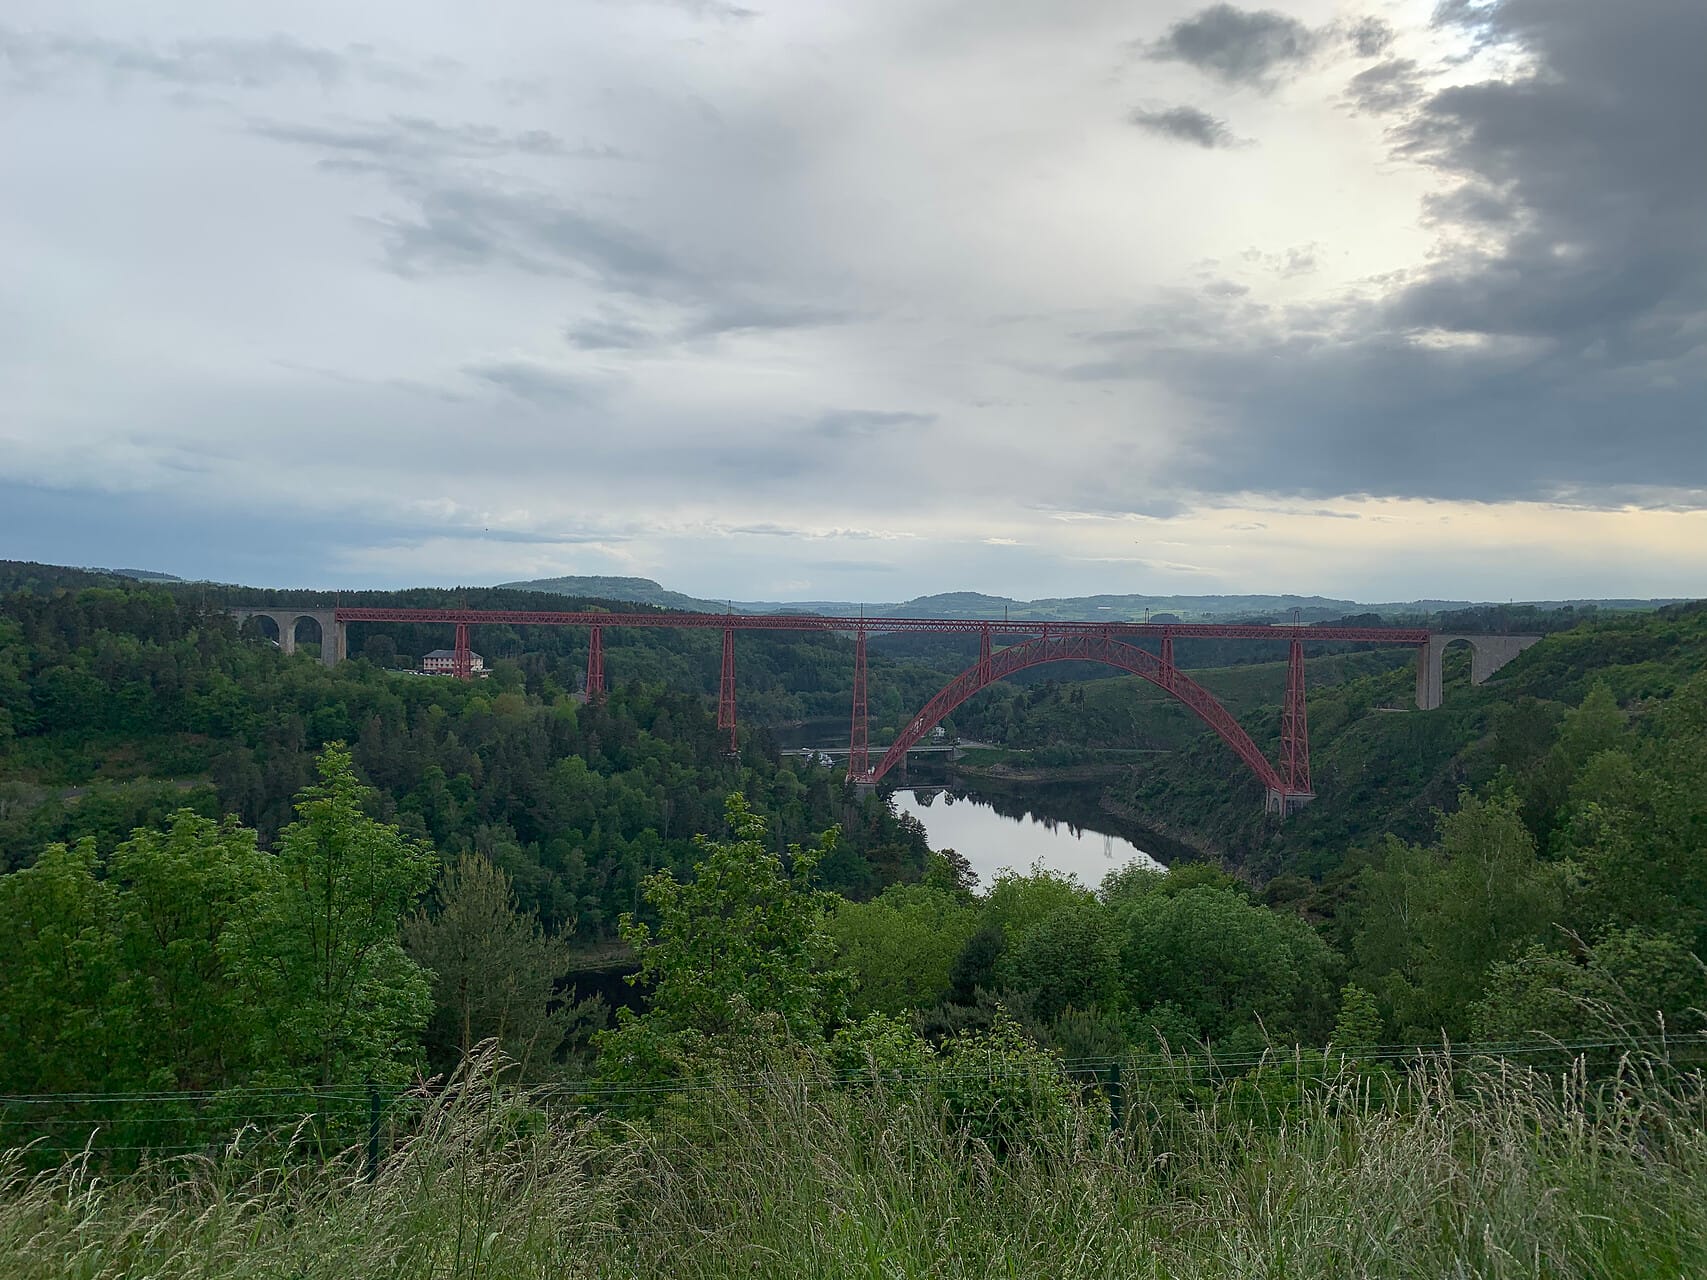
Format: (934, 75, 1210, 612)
(422, 649, 483, 660)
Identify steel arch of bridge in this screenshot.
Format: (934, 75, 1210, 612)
(855, 631, 1297, 804)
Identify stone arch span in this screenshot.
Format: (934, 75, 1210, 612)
(864, 631, 1286, 795)
(1414, 633, 1541, 710)
(228, 607, 346, 668)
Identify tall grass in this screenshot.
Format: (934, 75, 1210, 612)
(5, 1048, 1706, 1278)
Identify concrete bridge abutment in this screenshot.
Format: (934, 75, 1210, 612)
(1415, 634, 1540, 710)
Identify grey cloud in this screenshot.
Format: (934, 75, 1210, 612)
(373, 179, 683, 292)
(1241, 245, 1320, 276)
(0, 25, 429, 91)
(564, 315, 660, 351)
(1128, 105, 1241, 149)
(1144, 5, 1319, 90)
(1345, 59, 1425, 114)
(1343, 16, 1395, 58)
(409, 525, 629, 546)
(463, 360, 599, 406)
(812, 559, 900, 573)
(1421, 183, 1518, 229)
(1081, 0, 1707, 508)
(563, 299, 852, 352)
(683, 300, 853, 339)
(248, 115, 599, 162)
(1387, 0, 1707, 348)
(242, 112, 677, 296)
(813, 410, 935, 439)
(620, 0, 757, 19)
(718, 523, 902, 541)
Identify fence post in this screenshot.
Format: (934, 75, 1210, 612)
(366, 1081, 381, 1183)
(1106, 1061, 1124, 1134)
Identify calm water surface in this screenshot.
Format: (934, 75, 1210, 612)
(890, 787, 1165, 890)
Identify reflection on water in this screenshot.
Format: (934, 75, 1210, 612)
(892, 787, 1166, 891)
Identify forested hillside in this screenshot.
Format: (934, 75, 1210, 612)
(1109, 601, 1707, 877)
(0, 572, 938, 933)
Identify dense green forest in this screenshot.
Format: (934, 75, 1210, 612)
(0, 567, 949, 933)
(3, 566, 1706, 1275)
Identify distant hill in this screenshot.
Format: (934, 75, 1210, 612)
(496, 576, 728, 612)
(0, 561, 183, 593)
(498, 574, 1684, 624)
(100, 568, 185, 583)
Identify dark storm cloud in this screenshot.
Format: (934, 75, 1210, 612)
(1144, 5, 1319, 90)
(0, 25, 431, 91)
(1128, 105, 1241, 149)
(1083, 0, 1707, 508)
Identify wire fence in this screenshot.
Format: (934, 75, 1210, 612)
(4, 1035, 1702, 1164)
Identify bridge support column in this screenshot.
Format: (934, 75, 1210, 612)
(1415, 634, 1542, 710)
(718, 627, 738, 753)
(453, 623, 472, 681)
(1265, 788, 1315, 816)
(586, 626, 604, 701)
(276, 615, 296, 656)
(324, 621, 346, 668)
(848, 627, 869, 779)
(1281, 637, 1312, 803)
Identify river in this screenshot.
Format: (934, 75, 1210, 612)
(889, 785, 1167, 890)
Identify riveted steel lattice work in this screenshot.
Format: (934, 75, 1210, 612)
(849, 627, 869, 778)
(718, 627, 738, 753)
(585, 626, 604, 701)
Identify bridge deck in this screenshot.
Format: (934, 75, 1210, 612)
(334, 607, 1430, 645)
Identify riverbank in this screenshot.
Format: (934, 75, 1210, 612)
(951, 745, 1166, 782)
(939, 750, 1244, 870)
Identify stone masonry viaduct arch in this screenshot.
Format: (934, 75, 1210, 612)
(1414, 633, 1541, 710)
(228, 607, 346, 667)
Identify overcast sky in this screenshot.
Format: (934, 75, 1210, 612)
(3, 0, 1702, 602)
